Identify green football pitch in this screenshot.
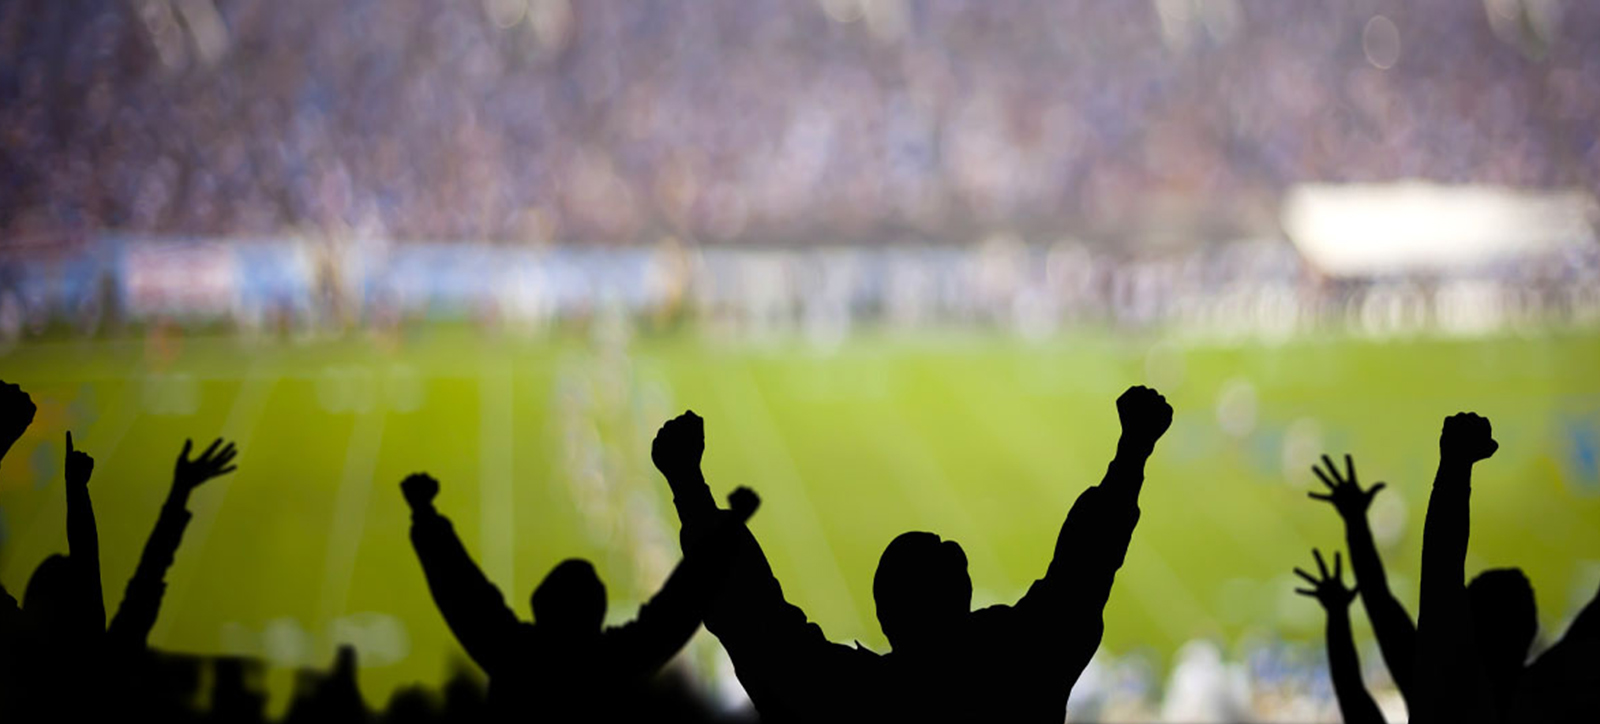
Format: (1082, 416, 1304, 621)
(2, 327, 1598, 708)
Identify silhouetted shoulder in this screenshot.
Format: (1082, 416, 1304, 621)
(966, 601, 1028, 640)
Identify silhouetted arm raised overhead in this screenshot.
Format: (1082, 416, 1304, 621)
(1308, 453, 1416, 707)
(653, 410, 856, 719)
(1034, 387, 1169, 602)
(0, 381, 35, 468)
(108, 438, 238, 650)
(653, 411, 720, 535)
(1018, 386, 1171, 677)
(610, 487, 760, 676)
(63, 432, 106, 635)
(0, 382, 33, 629)
(1296, 549, 1386, 724)
(1414, 412, 1498, 724)
(401, 473, 520, 673)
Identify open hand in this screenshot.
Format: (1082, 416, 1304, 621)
(1117, 386, 1172, 453)
(0, 381, 36, 456)
(1294, 548, 1357, 612)
(401, 472, 440, 510)
(1308, 453, 1385, 521)
(175, 438, 238, 493)
(65, 432, 94, 487)
(652, 410, 705, 479)
(1440, 412, 1497, 465)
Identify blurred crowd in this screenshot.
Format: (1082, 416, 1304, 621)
(3, 0, 1599, 244)
(3, 234, 1598, 345)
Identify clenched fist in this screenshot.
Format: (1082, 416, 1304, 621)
(727, 486, 760, 523)
(401, 472, 440, 510)
(1117, 386, 1172, 454)
(1440, 412, 1497, 465)
(652, 410, 704, 479)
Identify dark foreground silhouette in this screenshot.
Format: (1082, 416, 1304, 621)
(0, 376, 239, 720)
(1302, 416, 1600, 724)
(402, 466, 759, 721)
(653, 386, 1172, 722)
(6, 373, 1599, 723)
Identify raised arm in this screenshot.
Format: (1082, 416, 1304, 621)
(108, 438, 238, 650)
(63, 432, 105, 634)
(1034, 386, 1171, 608)
(401, 473, 520, 673)
(1418, 414, 1495, 620)
(0, 382, 34, 629)
(610, 487, 760, 676)
(1296, 549, 1386, 724)
(1308, 454, 1416, 705)
(0, 384, 31, 633)
(652, 408, 830, 650)
(653, 411, 719, 536)
(1009, 386, 1169, 690)
(654, 415, 853, 719)
(1414, 412, 1498, 723)
(0, 380, 36, 468)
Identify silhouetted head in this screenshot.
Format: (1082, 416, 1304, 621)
(23, 554, 75, 633)
(1468, 568, 1536, 675)
(532, 558, 606, 634)
(874, 532, 972, 653)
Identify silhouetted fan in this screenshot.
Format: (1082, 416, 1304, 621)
(652, 387, 1172, 722)
(380, 684, 440, 724)
(0, 379, 241, 721)
(1295, 548, 1384, 724)
(1306, 451, 1415, 719)
(211, 654, 270, 724)
(285, 645, 371, 724)
(7, 365, 1599, 723)
(401, 456, 759, 721)
(1305, 415, 1600, 724)
(1514, 577, 1600, 722)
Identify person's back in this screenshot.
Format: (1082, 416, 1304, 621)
(658, 388, 1171, 722)
(484, 621, 696, 719)
(402, 471, 758, 720)
(873, 485, 1139, 720)
(1510, 580, 1600, 722)
(869, 597, 1100, 721)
